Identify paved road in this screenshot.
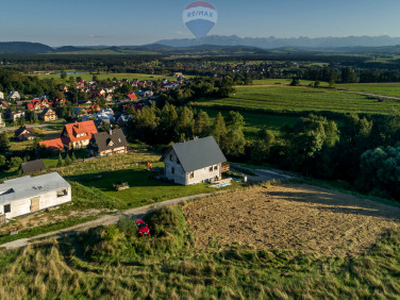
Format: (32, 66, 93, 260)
(230, 164, 294, 182)
(0, 166, 292, 251)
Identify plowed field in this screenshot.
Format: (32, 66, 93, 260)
(184, 184, 400, 257)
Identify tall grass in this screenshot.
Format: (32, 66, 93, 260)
(0, 205, 400, 298)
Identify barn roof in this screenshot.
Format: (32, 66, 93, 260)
(20, 159, 46, 175)
(164, 136, 226, 173)
(0, 172, 70, 205)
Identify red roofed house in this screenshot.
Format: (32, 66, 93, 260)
(126, 93, 138, 101)
(61, 120, 98, 149)
(39, 138, 64, 151)
(0, 101, 8, 110)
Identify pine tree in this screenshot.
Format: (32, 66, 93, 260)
(65, 153, 72, 165)
(194, 110, 210, 137)
(0, 132, 10, 152)
(57, 153, 63, 167)
(210, 112, 228, 148)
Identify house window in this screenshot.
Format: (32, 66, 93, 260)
(4, 204, 11, 213)
(57, 189, 68, 198)
(170, 154, 173, 161)
(209, 166, 213, 172)
(214, 165, 218, 171)
(190, 172, 194, 178)
(171, 167, 175, 174)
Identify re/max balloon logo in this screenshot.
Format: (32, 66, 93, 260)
(186, 10, 215, 18)
(183, 1, 218, 40)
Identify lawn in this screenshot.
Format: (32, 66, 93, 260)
(192, 85, 400, 115)
(71, 163, 233, 207)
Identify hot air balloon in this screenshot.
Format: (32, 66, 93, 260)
(183, 1, 218, 41)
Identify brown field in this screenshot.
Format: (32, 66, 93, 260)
(184, 183, 400, 257)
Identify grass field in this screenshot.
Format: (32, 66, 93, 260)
(338, 82, 400, 97)
(193, 85, 400, 115)
(199, 107, 298, 137)
(252, 78, 329, 87)
(0, 193, 400, 298)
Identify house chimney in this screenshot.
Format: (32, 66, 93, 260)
(109, 129, 113, 136)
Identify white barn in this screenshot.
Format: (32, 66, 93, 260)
(162, 136, 227, 185)
(0, 172, 71, 220)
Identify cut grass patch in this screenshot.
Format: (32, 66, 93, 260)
(71, 165, 232, 207)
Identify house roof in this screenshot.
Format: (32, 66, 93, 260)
(164, 136, 227, 173)
(0, 172, 70, 205)
(90, 129, 128, 153)
(127, 93, 138, 101)
(41, 107, 56, 117)
(15, 125, 35, 137)
(20, 159, 46, 175)
(39, 138, 64, 151)
(61, 121, 98, 144)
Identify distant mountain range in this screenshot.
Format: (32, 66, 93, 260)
(2, 35, 400, 55)
(155, 35, 400, 49)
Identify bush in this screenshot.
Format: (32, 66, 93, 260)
(8, 157, 23, 170)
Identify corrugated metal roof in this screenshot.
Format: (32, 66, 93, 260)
(0, 172, 70, 205)
(170, 136, 227, 173)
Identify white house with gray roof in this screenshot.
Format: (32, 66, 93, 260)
(0, 172, 71, 220)
(162, 136, 227, 185)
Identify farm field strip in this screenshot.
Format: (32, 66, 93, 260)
(338, 82, 400, 98)
(195, 85, 400, 114)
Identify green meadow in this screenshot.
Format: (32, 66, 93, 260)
(193, 85, 400, 115)
(338, 82, 400, 98)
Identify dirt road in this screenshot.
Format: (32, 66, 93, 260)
(0, 192, 226, 251)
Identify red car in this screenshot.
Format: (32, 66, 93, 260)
(136, 219, 150, 236)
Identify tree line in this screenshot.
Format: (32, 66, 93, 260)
(126, 102, 400, 201)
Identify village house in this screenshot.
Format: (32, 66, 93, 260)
(0, 101, 8, 110)
(6, 110, 25, 122)
(162, 136, 227, 186)
(0, 172, 71, 220)
(89, 129, 128, 157)
(0, 113, 5, 128)
(126, 92, 138, 101)
(19, 159, 47, 175)
(81, 108, 115, 124)
(0, 91, 4, 100)
(40, 108, 57, 121)
(8, 91, 20, 101)
(61, 120, 98, 149)
(14, 125, 36, 141)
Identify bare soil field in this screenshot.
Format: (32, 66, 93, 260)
(184, 184, 400, 257)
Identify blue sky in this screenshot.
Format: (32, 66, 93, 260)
(0, 0, 399, 46)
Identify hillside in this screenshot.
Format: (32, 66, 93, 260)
(0, 42, 53, 54)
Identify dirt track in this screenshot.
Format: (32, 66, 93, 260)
(184, 184, 400, 257)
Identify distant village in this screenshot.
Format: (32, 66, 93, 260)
(0, 73, 190, 151)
